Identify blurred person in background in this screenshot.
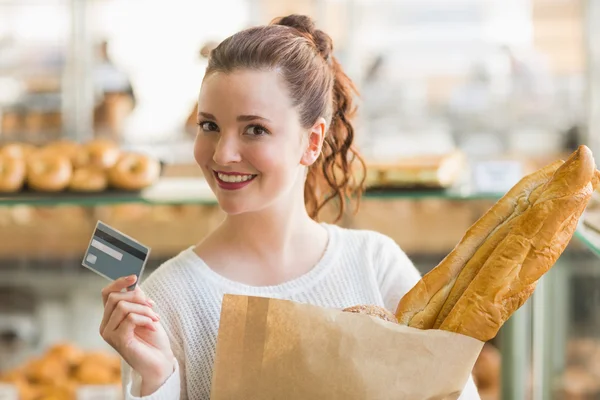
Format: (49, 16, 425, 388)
(93, 39, 137, 142)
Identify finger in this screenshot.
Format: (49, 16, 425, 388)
(101, 275, 138, 305)
(104, 302, 160, 334)
(101, 288, 153, 331)
(104, 313, 157, 349)
(117, 313, 157, 337)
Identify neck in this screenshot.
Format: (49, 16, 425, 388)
(195, 179, 330, 285)
(218, 193, 319, 257)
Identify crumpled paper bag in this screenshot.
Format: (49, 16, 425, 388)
(210, 295, 483, 400)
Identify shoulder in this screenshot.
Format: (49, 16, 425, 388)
(325, 224, 421, 310)
(325, 223, 411, 265)
(325, 223, 402, 254)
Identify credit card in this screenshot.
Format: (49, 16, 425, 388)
(82, 221, 150, 289)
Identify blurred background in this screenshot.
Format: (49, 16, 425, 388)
(1, 0, 600, 399)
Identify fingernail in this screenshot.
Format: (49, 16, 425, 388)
(148, 299, 156, 307)
(125, 275, 136, 282)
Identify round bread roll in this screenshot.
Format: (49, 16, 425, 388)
(74, 139, 121, 169)
(25, 357, 69, 385)
(27, 152, 72, 192)
(108, 152, 161, 190)
(0, 143, 36, 159)
(567, 338, 600, 365)
(74, 362, 119, 385)
(561, 366, 600, 397)
(342, 305, 398, 323)
(79, 351, 121, 373)
(69, 166, 108, 192)
(43, 140, 81, 164)
(46, 343, 84, 367)
(75, 352, 121, 384)
(14, 380, 39, 400)
(0, 154, 26, 192)
(472, 343, 501, 390)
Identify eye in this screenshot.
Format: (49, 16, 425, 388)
(244, 125, 270, 137)
(198, 121, 219, 132)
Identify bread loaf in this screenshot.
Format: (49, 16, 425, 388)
(342, 305, 398, 323)
(395, 160, 564, 328)
(396, 145, 600, 341)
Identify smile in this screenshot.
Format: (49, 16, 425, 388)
(216, 172, 255, 182)
(213, 170, 257, 190)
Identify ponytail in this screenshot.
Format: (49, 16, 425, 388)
(304, 57, 366, 222)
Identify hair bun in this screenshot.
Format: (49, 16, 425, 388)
(273, 14, 333, 60)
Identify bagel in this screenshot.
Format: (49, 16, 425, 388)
(0, 143, 37, 160)
(74, 139, 121, 169)
(27, 152, 72, 192)
(0, 154, 26, 192)
(69, 166, 108, 192)
(43, 140, 81, 164)
(108, 152, 161, 190)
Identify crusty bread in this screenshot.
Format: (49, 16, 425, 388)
(366, 151, 466, 188)
(395, 159, 564, 328)
(342, 305, 398, 323)
(438, 145, 597, 341)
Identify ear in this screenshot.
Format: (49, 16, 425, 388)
(300, 117, 326, 167)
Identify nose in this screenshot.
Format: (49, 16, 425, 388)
(213, 134, 242, 166)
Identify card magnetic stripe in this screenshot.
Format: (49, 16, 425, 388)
(93, 228, 148, 261)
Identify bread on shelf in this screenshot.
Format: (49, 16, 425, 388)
(365, 151, 466, 189)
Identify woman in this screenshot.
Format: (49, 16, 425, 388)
(99, 15, 481, 399)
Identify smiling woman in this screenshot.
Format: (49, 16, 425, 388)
(99, 14, 481, 400)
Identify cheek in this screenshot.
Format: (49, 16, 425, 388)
(193, 135, 212, 166)
(248, 140, 298, 176)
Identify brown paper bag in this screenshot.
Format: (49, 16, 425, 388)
(211, 295, 484, 400)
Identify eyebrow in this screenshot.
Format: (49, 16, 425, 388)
(197, 112, 270, 122)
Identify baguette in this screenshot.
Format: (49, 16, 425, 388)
(395, 159, 564, 328)
(439, 146, 597, 341)
(396, 145, 600, 342)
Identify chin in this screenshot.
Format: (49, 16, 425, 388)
(217, 200, 251, 215)
(216, 193, 276, 216)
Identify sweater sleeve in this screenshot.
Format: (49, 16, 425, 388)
(121, 357, 183, 400)
(374, 234, 422, 312)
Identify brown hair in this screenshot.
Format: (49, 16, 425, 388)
(205, 14, 366, 222)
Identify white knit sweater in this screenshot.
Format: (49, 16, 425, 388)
(122, 223, 481, 399)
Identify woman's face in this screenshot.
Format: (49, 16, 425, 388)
(194, 69, 323, 215)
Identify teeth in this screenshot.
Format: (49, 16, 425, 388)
(217, 172, 255, 183)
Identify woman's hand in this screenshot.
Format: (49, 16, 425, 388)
(100, 275, 176, 395)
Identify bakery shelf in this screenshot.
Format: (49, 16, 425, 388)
(0, 177, 504, 207)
